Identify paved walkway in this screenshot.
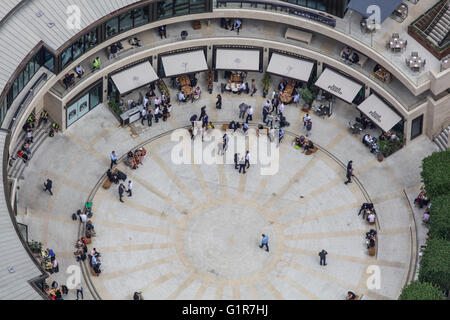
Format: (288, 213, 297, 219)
(15, 78, 438, 300)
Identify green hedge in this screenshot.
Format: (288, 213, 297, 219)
(399, 281, 444, 300)
(418, 238, 450, 291)
(430, 194, 450, 241)
(421, 150, 450, 199)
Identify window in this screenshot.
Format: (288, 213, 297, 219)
(157, 0, 206, 18)
(43, 49, 54, 72)
(105, 17, 119, 39)
(23, 64, 30, 85)
(0, 98, 7, 125)
(84, 29, 98, 50)
(133, 7, 149, 27)
(18, 73, 23, 93)
(307, 0, 317, 9)
(411, 115, 423, 140)
(61, 46, 73, 68)
(72, 38, 84, 60)
(12, 79, 19, 99)
(190, 0, 206, 13)
(119, 11, 133, 33)
(157, 1, 173, 18)
(89, 83, 102, 110)
(174, 0, 189, 15)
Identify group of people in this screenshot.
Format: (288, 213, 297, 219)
(46, 281, 69, 300)
(341, 46, 360, 64)
(118, 180, 133, 203)
(126, 148, 146, 170)
(262, 95, 290, 129)
(139, 90, 172, 126)
(106, 168, 127, 184)
(221, 18, 242, 33)
(414, 187, 431, 223)
(41, 248, 59, 274)
(365, 229, 377, 249)
(358, 202, 377, 224)
(293, 135, 315, 154)
(234, 150, 250, 174)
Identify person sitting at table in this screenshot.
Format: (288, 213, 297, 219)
(232, 82, 240, 94)
(363, 134, 373, 146)
(75, 64, 84, 78)
(342, 46, 352, 60)
(126, 151, 138, 170)
(278, 80, 287, 91)
(349, 52, 360, 64)
(178, 91, 187, 102)
(191, 87, 201, 102)
(231, 18, 242, 33)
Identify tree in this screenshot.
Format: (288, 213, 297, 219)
(421, 150, 450, 199)
(399, 281, 444, 300)
(418, 238, 450, 291)
(429, 194, 450, 241)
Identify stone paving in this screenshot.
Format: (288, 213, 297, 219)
(15, 74, 438, 300)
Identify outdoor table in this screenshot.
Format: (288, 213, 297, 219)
(230, 74, 242, 83)
(388, 38, 405, 52)
(407, 55, 423, 72)
(441, 58, 449, 72)
(178, 75, 191, 87)
(181, 85, 193, 97)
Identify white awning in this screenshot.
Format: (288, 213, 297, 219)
(161, 50, 208, 77)
(314, 68, 362, 103)
(357, 94, 401, 132)
(111, 62, 158, 94)
(215, 49, 260, 71)
(267, 53, 314, 82)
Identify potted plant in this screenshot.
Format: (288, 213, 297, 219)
(28, 240, 42, 254)
(108, 95, 122, 117)
(300, 88, 314, 112)
(261, 73, 272, 98)
(206, 69, 214, 94)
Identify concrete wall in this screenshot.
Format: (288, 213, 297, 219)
(44, 91, 64, 129)
(429, 68, 450, 96)
(426, 94, 450, 138)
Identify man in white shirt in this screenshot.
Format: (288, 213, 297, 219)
(178, 91, 186, 102)
(246, 106, 254, 123)
(140, 107, 147, 125)
(303, 114, 311, 127)
(279, 103, 285, 115)
(245, 150, 250, 169)
(154, 106, 160, 123)
(143, 96, 149, 107)
(80, 212, 87, 223)
(127, 180, 133, 197)
(154, 97, 161, 108)
(367, 213, 376, 223)
(75, 65, 84, 78)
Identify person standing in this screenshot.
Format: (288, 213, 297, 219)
(239, 156, 246, 174)
(43, 179, 53, 196)
(76, 283, 84, 300)
(306, 120, 312, 137)
(110, 151, 118, 169)
(222, 133, 229, 154)
(344, 161, 354, 185)
(245, 151, 250, 169)
(319, 249, 328, 266)
(147, 109, 153, 127)
(109, 43, 118, 60)
(216, 94, 222, 109)
(279, 129, 285, 145)
(246, 106, 254, 123)
(262, 104, 270, 123)
(250, 79, 257, 97)
(259, 234, 269, 252)
(140, 107, 147, 125)
(159, 25, 167, 39)
(278, 102, 285, 116)
(234, 153, 239, 170)
(154, 105, 160, 123)
(119, 183, 125, 203)
(266, 112, 273, 127)
(127, 180, 133, 197)
(303, 113, 311, 127)
(239, 103, 248, 119)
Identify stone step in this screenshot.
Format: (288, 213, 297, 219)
(8, 122, 52, 179)
(433, 137, 446, 151)
(437, 135, 447, 148)
(440, 131, 449, 145)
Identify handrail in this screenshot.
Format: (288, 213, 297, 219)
(8, 72, 48, 131)
(423, 0, 449, 35)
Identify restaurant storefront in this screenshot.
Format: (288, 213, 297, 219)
(66, 80, 103, 128)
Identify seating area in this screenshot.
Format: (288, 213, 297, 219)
(340, 46, 368, 68)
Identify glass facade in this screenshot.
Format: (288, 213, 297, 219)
(283, 0, 327, 12)
(61, 27, 99, 68)
(105, 6, 150, 39)
(157, 0, 208, 19)
(66, 82, 103, 127)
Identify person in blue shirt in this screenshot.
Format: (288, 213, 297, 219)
(259, 234, 269, 252)
(46, 248, 55, 260)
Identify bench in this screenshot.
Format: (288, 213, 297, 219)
(285, 28, 313, 45)
(368, 245, 376, 256)
(90, 265, 100, 277)
(305, 146, 318, 155)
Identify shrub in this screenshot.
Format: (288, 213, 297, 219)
(429, 194, 450, 241)
(418, 238, 450, 291)
(399, 281, 444, 300)
(421, 150, 450, 199)
(300, 88, 314, 106)
(378, 133, 405, 157)
(108, 96, 122, 117)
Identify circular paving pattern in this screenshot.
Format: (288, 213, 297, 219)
(86, 129, 391, 300)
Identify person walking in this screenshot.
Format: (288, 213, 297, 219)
(234, 153, 239, 170)
(147, 109, 153, 127)
(259, 234, 269, 252)
(266, 112, 273, 127)
(216, 94, 222, 109)
(245, 151, 250, 169)
(262, 104, 270, 123)
(127, 180, 133, 197)
(303, 113, 311, 128)
(110, 151, 118, 169)
(344, 161, 354, 185)
(250, 79, 257, 97)
(43, 179, 53, 195)
(246, 106, 254, 123)
(306, 120, 312, 137)
(119, 183, 125, 203)
(279, 129, 285, 145)
(76, 283, 84, 300)
(239, 156, 246, 174)
(319, 249, 328, 266)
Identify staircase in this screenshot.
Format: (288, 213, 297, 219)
(425, 1, 450, 47)
(8, 121, 53, 180)
(433, 125, 450, 151)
